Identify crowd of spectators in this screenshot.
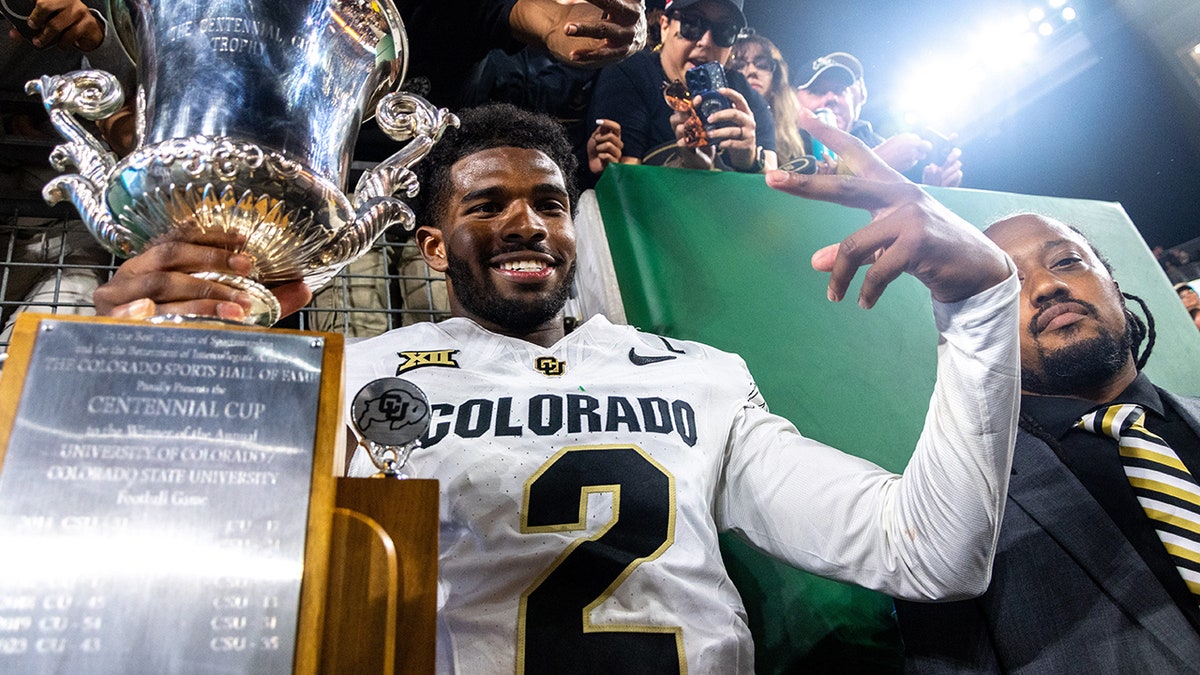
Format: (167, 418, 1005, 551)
(445, 0, 969, 188)
(9, 0, 1196, 344)
(4, 0, 972, 242)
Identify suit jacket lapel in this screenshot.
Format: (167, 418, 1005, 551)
(1007, 430, 1200, 663)
(1164, 390, 1200, 441)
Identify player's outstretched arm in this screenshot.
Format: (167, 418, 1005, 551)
(721, 116, 1021, 600)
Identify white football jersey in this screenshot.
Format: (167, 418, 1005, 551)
(345, 276, 1019, 674)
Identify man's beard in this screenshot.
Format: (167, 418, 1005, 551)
(446, 251, 575, 334)
(1021, 314, 1134, 397)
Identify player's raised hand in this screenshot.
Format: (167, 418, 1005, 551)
(765, 108, 1010, 308)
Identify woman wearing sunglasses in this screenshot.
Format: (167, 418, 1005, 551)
(588, 0, 777, 174)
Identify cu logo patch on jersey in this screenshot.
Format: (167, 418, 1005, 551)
(534, 357, 566, 377)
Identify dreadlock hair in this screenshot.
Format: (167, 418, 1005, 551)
(1123, 291, 1155, 371)
(409, 103, 580, 230)
(1018, 410, 1066, 457)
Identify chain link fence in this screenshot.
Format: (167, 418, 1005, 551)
(0, 212, 448, 352)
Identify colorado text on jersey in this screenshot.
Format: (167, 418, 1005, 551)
(420, 394, 699, 447)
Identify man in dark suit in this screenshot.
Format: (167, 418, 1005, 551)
(896, 213, 1200, 672)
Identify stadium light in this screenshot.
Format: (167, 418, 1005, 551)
(973, 22, 1030, 71)
(891, 0, 1086, 136)
(894, 59, 984, 130)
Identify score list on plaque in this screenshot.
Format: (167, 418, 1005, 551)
(0, 320, 327, 672)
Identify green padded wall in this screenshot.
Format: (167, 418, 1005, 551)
(595, 164, 1200, 672)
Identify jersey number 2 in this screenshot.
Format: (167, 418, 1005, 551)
(517, 445, 684, 674)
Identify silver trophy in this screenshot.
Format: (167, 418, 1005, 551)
(26, 0, 457, 325)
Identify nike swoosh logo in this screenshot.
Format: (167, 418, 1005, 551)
(628, 348, 677, 366)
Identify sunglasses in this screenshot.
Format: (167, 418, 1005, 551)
(729, 55, 777, 74)
(662, 80, 709, 147)
(668, 11, 740, 48)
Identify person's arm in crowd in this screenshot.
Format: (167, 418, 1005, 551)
(95, 100, 137, 157)
(871, 132, 964, 188)
(508, 0, 646, 67)
(722, 108, 1020, 599)
(10, 0, 103, 50)
(93, 238, 312, 322)
(871, 132, 933, 174)
(735, 72, 777, 171)
(586, 55, 653, 167)
(922, 147, 964, 188)
(587, 118, 623, 174)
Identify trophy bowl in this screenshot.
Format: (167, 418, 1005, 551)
(27, 0, 457, 325)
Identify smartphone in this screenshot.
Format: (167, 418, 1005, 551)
(1, 0, 40, 40)
(685, 62, 733, 134)
(919, 127, 956, 166)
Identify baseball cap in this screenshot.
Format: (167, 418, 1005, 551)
(797, 51, 863, 90)
(664, 0, 747, 28)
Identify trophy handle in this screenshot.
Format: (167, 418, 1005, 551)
(26, 70, 130, 256)
(321, 197, 416, 266)
(352, 93, 459, 208)
(318, 94, 458, 268)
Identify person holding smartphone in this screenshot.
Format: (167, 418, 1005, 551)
(795, 51, 964, 187)
(588, 0, 777, 173)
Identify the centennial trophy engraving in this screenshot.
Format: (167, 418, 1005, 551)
(0, 316, 343, 673)
(26, 0, 457, 325)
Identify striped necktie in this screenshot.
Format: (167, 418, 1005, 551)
(1077, 403, 1200, 601)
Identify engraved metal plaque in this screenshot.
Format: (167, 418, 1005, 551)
(0, 319, 327, 672)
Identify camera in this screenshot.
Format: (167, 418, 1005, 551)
(685, 62, 733, 135)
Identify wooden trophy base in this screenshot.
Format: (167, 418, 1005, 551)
(322, 478, 438, 675)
